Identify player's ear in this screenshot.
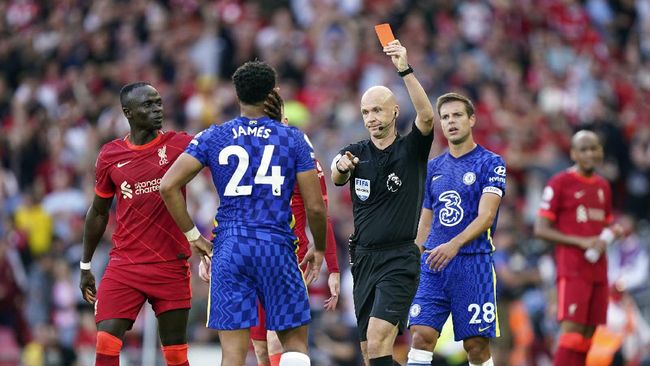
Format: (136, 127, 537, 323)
(122, 107, 131, 119)
(469, 113, 476, 128)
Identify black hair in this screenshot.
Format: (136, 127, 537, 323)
(120, 82, 152, 108)
(232, 61, 276, 104)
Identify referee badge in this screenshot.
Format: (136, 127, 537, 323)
(355, 178, 371, 201)
(386, 172, 402, 192)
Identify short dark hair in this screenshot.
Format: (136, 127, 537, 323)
(232, 61, 276, 104)
(120, 82, 151, 108)
(436, 92, 475, 117)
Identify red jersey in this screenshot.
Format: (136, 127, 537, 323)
(94, 131, 193, 265)
(538, 169, 613, 282)
(292, 159, 339, 273)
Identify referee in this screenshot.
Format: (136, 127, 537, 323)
(331, 39, 434, 366)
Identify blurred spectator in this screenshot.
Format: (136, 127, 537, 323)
(0, 234, 30, 352)
(586, 287, 650, 366)
(492, 223, 543, 366)
(14, 187, 53, 259)
(608, 215, 650, 295)
(625, 126, 650, 219)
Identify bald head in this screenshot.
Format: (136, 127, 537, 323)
(360, 86, 399, 140)
(361, 86, 396, 107)
(570, 129, 603, 175)
(571, 130, 600, 148)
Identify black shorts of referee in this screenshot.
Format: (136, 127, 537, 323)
(351, 241, 420, 341)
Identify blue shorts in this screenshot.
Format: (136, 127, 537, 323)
(207, 232, 310, 331)
(408, 253, 500, 341)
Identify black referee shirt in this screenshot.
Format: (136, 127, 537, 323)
(336, 122, 433, 250)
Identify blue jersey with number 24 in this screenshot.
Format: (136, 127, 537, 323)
(185, 116, 315, 238)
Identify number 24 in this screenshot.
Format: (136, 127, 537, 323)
(219, 145, 285, 196)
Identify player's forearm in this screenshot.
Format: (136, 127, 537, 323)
(415, 222, 431, 248)
(160, 185, 195, 232)
(306, 208, 327, 252)
(415, 208, 433, 252)
(82, 206, 109, 262)
(533, 223, 584, 248)
(403, 73, 434, 130)
(451, 213, 495, 250)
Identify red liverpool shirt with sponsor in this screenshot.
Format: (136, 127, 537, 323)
(291, 159, 339, 273)
(94, 131, 193, 265)
(538, 169, 613, 282)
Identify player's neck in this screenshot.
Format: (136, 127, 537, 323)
(448, 139, 476, 158)
(240, 103, 267, 119)
(128, 129, 160, 146)
(571, 165, 595, 178)
(371, 132, 397, 150)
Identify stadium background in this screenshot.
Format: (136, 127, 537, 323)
(1, 0, 649, 365)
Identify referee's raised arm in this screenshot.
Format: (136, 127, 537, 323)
(384, 39, 435, 136)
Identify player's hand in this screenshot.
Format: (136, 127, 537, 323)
(324, 272, 340, 311)
(190, 236, 213, 258)
(585, 236, 607, 253)
(264, 89, 285, 122)
(198, 255, 211, 283)
(299, 245, 315, 269)
(425, 241, 461, 272)
(610, 223, 625, 238)
(336, 151, 359, 174)
(383, 40, 409, 72)
(303, 250, 324, 285)
(79, 270, 97, 304)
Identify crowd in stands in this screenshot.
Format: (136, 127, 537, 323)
(1, 0, 650, 365)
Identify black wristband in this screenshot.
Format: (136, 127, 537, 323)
(398, 65, 414, 77)
(336, 160, 350, 174)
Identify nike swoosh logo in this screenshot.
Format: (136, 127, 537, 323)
(431, 175, 442, 182)
(117, 161, 131, 168)
(478, 325, 492, 332)
(574, 191, 585, 199)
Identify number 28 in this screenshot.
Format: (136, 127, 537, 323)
(468, 302, 496, 324)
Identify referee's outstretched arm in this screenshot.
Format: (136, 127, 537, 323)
(384, 39, 435, 135)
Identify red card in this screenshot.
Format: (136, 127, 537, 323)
(374, 23, 395, 47)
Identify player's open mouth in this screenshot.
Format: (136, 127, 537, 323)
(448, 127, 458, 134)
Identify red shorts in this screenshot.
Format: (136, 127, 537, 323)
(557, 276, 608, 326)
(95, 261, 191, 324)
(250, 301, 267, 341)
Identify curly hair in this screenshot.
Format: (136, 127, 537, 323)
(232, 60, 276, 104)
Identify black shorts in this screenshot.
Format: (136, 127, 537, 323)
(351, 243, 420, 341)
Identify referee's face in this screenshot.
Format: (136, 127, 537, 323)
(360, 90, 397, 139)
(439, 101, 475, 145)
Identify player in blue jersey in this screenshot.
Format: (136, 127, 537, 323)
(160, 60, 327, 366)
(406, 93, 506, 366)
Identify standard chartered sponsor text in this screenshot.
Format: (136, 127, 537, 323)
(135, 178, 162, 195)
